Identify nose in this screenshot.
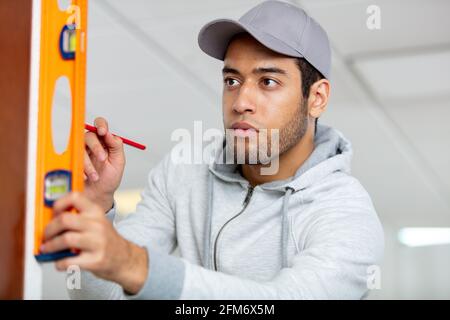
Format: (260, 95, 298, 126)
(232, 83, 256, 115)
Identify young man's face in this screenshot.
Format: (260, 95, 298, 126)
(222, 33, 309, 164)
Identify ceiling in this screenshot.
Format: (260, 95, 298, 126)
(74, 0, 450, 228)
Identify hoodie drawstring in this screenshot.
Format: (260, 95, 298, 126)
(203, 172, 214, 269)
(281, 187, 294, 268)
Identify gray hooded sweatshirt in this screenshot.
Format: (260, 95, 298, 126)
(70, 123, 384, 300)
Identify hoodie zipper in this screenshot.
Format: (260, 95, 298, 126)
(213, 185, 255, 271)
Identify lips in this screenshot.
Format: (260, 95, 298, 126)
(231, 121, 259, 132)
(230, 121, 258, 138)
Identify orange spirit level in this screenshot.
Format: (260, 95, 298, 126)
(34, 0, 88, 262)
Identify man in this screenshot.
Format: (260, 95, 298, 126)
(41, 0, 384, 299)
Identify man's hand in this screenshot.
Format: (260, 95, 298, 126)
(41, 192, 148, 295)
(84, 117, 126, 212)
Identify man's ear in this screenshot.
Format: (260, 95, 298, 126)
(308, 79, 330, 119)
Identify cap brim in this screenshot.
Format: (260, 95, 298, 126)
(198, 19, 303, 61)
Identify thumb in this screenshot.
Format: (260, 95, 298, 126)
(103, 131, 124, 158)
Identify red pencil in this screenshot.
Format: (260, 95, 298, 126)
(84, 123, 147, 151)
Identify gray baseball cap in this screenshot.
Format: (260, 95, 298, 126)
(198, 0, 331, 79)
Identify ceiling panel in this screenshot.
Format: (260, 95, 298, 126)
(353, 51, 450, 102)
(103, 0, 261, 23)
(385, 99, 450, 193)
(299, 0, 450, 58)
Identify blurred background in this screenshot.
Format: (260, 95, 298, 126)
(46, 0, 450, 299)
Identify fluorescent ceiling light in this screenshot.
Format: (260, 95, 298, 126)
(398, 228, 450, 247)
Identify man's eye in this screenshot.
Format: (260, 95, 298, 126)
(262, 78, 278, 87)
(224, 78, 239, 87)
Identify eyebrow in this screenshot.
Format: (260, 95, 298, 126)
(222, 66, 288, 76)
